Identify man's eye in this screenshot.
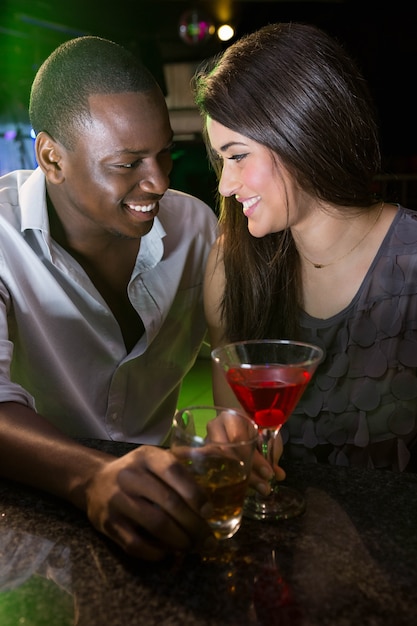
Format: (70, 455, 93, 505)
(118, 161, 138, 169)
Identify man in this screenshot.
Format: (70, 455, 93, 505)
(0, 36, 218, 561)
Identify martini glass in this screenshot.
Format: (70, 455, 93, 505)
(211, 340, 323, 521)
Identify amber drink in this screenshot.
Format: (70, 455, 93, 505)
(170, 405, 258, 539)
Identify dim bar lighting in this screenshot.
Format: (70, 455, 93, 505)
(178, 8, 235, 45)
(217, 23, 234, 41)
(178, 9, 215, 45)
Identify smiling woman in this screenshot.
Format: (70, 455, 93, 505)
(206, 116, 297, 238)
(194, 21, 417, 474)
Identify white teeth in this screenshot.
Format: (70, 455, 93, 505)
(127, 203, 156, 213)
(240, 196, 260, 211)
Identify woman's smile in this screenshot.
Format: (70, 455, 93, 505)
(236, 195, 261, 217)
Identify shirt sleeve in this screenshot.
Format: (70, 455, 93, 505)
(0, 279, 37, 409)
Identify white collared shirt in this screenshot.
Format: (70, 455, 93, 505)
(0, 168, 217, 444)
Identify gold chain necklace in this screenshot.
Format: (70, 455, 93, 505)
(299, 202, 385, 269)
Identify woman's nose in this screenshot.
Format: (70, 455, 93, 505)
(218, 163, 240, 198)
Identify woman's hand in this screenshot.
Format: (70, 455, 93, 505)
(83, 445, 216, 561)
(206, 412, 286, 494)
(250, 433, 286, 496)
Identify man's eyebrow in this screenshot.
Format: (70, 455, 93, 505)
(112, 148, 148, 156)
(113, 139, 175, 157)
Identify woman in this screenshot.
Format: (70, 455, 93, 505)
(194, 22, 417, 472)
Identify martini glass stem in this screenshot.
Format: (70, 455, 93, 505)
(244, 425, 306, 521)
(258, 427, 281, 468)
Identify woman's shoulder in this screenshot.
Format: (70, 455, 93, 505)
(364, 205, 417, 301)
(380, 205, 417, 252)
(393, 205, 417, 230)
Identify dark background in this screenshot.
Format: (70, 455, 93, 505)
(1, 0, 416, 203)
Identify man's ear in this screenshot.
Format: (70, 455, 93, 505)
(35, 132, 65, 184)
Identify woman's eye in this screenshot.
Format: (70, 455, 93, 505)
(229, 153, 247, 162)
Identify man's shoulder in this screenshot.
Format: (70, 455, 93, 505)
(158, 189, 218, 240)
(161, 188, 216, 219)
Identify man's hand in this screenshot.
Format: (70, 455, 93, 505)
(84, 445, 217, 561)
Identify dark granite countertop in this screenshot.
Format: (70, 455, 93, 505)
(0, 439, 416, 626)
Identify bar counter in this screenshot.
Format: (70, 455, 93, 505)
(0, 439, 416, 626)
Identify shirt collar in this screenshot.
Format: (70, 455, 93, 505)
(20, 167, 49, 234)
(135, 213, 166, 273)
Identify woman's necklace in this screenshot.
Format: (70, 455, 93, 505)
(299, 202, 385, 269)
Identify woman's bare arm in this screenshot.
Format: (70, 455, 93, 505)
(203, 239, 286, 487)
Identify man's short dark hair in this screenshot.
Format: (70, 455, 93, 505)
(29, 36, 158, 148)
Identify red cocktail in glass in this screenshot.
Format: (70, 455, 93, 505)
(212, 340, 323, 521)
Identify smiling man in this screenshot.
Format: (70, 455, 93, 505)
(0, 36, 219, 561)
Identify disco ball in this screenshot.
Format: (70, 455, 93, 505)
(178, 9, 215, 46)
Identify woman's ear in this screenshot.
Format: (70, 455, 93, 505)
(35, 132, 65, 184)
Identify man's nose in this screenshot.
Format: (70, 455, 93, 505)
(138, 160, 170, 194)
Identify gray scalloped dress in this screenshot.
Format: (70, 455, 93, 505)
(281, 206, 417, 472)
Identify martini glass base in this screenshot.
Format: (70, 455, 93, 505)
(243, 484, 306, 521)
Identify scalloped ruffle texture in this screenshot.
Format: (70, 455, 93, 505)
(282, 207, 417, 471)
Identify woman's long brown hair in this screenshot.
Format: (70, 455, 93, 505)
(194, 22, 382, 342)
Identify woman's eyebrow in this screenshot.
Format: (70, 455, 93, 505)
(219, 141, 248, 152)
